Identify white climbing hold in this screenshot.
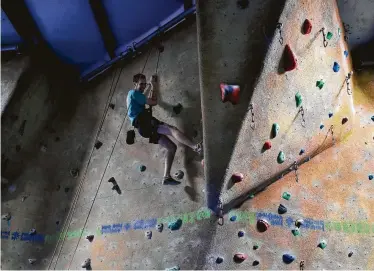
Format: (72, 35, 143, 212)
(2, 213, 11, 221)
(82, 258, 91, 268)
(165, 266, 180, 271)
(145, 230, 152, 239)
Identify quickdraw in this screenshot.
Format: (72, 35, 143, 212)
(249, 103, 255, 129)
(346, 71, 353, 95)
(276, 23, 283, 45)
(321, 27, 328, 47)
(299, 106, 306, 127)
(217, 201, 224, 226)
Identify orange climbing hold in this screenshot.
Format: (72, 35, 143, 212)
(220, 83, 240, 104)
(302, 19, 312, 35)
(284, 45, 297, 72)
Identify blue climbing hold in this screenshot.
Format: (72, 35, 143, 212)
(344, 50, 348, 58)
(320, 124, 324, 129)
(333, 62, 340, 72)
(230, 215, 237, 222)
(139, 165, 146, 172)
(168, 219, 182, 230)
(216, 257, 224, 264)
(369, 174, 374, 181)
(371, 116, 374, 122)
(299, 149, 305, 155)
(329, 112, 333, 118)
(283, 254, 295, 264)
(238, 230, 245, 237)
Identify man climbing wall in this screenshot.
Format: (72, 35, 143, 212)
(127, 73, 203, 184)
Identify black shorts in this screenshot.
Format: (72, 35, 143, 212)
(133, 109, 163, 144)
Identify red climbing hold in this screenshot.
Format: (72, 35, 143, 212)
(234, 253, 248, 263)
(231, 173, 244, 183)
(284, 45, 297, 72)
(302, 19, 312, 35)
(257, 219, 270, 232)
(263, 141, 272, 151)
(220, 83, 240, 105)
(342, 117, 348, 124)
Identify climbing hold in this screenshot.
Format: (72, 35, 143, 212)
(257, 219, 270, 232)
(220, 83, 240, 105)
(333, 62, 340, 72)
(282, 192, 291, 200)
(231, 173, 244, 183)
(108, 177, 116, 184)
(263, 141, 272, 151)
(234, 253, 248, 263)
(174, 170, 184, 180)
(316, 80, 324, 89)
(238, 230, 245, 237)
(126, 130, 135, 145)
(295, 92, 302, 107)
(302, 19, 312, 35)
(369, 174, 373, 180)
(94, 141, 103, 149)
(371, 116, 374, 122)
(29, 229, 36, 235)
(344, 50, 349, 58)
(70, 169, 79, 178)
(216, 257, 224, 264)
(1, 213, 11, 221)
(284, 44, 297, 72)
(318, 240, 327, 249)
(328, 112, 333, 118)
(40, 144, 47, 152)
(156, 223, 164, 232)
(139, 165, 146, 172)
(292, 228, 300, 236)
(86, 235, 94, 242)
(326, 31, 333, 40)
(230, 215, 237, 222)
(300, 260, 305, 270)
(64, 187, 70, 193)
(295, 219, 304, 228)
(168, 219, 182, 230)
(173, 103, 183, 114)
(82, 258, 91, 269)
(320, 124, 324, 129)
(109, 103, 115, 109)
(56, 221, 60, 225)
(283, 254, 295, 264)
(145, 230, 152, 239)
(248, 194, 255, 199)
(342, 117, 348, 124)
(278, 204, 287, 214)
(253, 244, 259, 250)
(28, 258, 36, 265)
(236, 0, 249, 9)
(165, 266, 180, 271)
(299, 149, 305, 155)
(277, 151, 285, 164)
(271, 123, 280, 138)
(348, 251, 353, 257)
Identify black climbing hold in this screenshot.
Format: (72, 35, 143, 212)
(216, 257, 223, 264)
(253, 244, 259, 250)
(173, 103, 183, 114)
(278, 204, 287, 214)
(94, 141, 103, 149)
(112, 184, 121, 194)
(329, 112, 333, 118)
(236, 0, 249, 9)
(238, 230, 244, 237)
(283, 254, 295, 264)
(348, 251, 353, 257)
(64, 187, 70, 193)
(82, 258, 91, 269)
(109, 103, 115, 109)
(299, 149, 305, 155)
(70, 169, 79, 178)
(56, 221, 60, 225)
(108, 177, 116, 184)
(369, 174, 374, 181)
(86, 235, 94, 242)
(252, 260, 260, 266)
(230, 215, 237, 222)
(295, 219, 304, 228)
(15, 145, 21, 152)
(126, 130, 135, 145)
(174, 170, 184, 180)
(139, 165, 146, 172)
(342, 117, 348, 124)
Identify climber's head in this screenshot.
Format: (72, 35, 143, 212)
(133, 73, 147, 93)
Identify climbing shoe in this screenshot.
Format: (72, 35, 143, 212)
(162, 176, 181, 185)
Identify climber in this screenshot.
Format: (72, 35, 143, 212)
(127, 73, 202, 184)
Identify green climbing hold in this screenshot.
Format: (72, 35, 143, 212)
(292, 228, 300, 236)
(316, 80, 324, 89)
(277, 151, 285, 164)
(168, 219, 182, 230)
(326, 32, 333, 40)
(248, 194, 255, 199)
(165, 266, 180, 271)
(318, 240, 327, 249)
(295, 92, 302, 107)
(271, 123, 280, 138)
(282, 192, 291, 200)
(253, 244, 259, 250)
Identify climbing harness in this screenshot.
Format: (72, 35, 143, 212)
(345, 71, 353, 95)
(249, 103, 255, 129)
(321, 27, 328, 47)
(276, 23, 283, 45)
(298, 106, 306, 127)
(217, 200, 224, 226)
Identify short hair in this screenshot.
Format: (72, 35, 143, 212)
(133, 73, 146, 83)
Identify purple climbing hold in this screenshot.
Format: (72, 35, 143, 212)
(329, 112, 333, 118)
(333, 62, 340, 72)
(299, 149, 305, 155)
(369, 174, 373, 181)
(252, 260, 260, 266)
(230, 215, 237, 222)
(238, 230, 245, 237)
(320, 124, 324, 129)
(283, 254, 295, 264)
(344, 50, 348, 58)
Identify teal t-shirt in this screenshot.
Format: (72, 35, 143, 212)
(127, 89, 146, 124)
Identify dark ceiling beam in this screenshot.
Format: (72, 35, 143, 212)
(184, 0, 193, 10)
(89, 0, 117, 59)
